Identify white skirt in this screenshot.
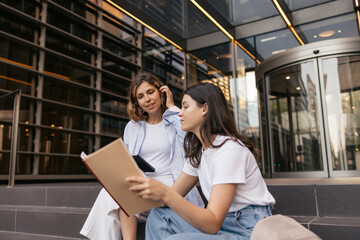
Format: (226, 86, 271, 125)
(80, 174, 173, 240)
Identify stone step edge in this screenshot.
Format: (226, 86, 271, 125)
(0, 230, 84, 240)
(0, 205, 90, 214)
(289, 215, 360, 227)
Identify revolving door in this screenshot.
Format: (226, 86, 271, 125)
(256, 37, 360, 178)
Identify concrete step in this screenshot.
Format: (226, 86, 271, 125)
(266, 179, 360, 240)
(291, 215, 360, 240)
(0, 205, 89, 239)
(0, 183, 102, 209)
(0, 230, 84, 240)
(1, 180, 360, 239)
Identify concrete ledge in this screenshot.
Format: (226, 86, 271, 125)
(0, 230, 84, 240)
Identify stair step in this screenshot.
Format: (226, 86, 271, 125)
(0, 205, 90, 239)
(289, 215, 360, 240)
(0, 184, 102, 208)
(0, 230, 85, 240)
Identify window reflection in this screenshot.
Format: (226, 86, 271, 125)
(46, 30, 95, 64)
(0, 153, 10, 174)
(101, 94, 128, 117)
(143, 27, 186, 106)
(0, 63, 34, 95)
(0, 36, 36, 67)
(40, 129, 93, 155)
(256, 28, 299, 61)
(103, 36, 135, 61)
(233, 0, 278, 25)
(44, 54, 94, 86)
(322, 55, 360, 171)
(102, 55, 133, 78)
(101, 74, 131, 97)
(100, 116, 127, 137)
(39, 155, 89, 174)
(0, 122, 11, 151)
(1, 0, 38, 16)
(43, 78, 91, 108)
(47, 8, 95, 43)
(267, 62, 323, 172)
(42, 102, 93, 132)
(103, 16, 135, 44)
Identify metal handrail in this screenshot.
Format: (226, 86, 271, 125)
(0, 90, 21, 187)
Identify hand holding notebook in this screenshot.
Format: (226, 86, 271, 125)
(81, 138, 161, 216)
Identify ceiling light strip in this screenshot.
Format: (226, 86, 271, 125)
(189, 0, 234, 40)
(234, 40, 261, 64)
(272, 0, 305, 46)
(272, 0, 291, 26)
(355, 0, 359, 7)
(357, 10, 360, 32)
(190, 1, 260, 63)
(289, 26, 304, 45)
(106, 0, 183, 50)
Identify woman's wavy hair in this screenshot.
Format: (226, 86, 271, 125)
(127, 72, 166, 122)
(183, 83, 260, 167)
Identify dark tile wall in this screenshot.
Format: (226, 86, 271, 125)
(268, 185, 317, 216)
(316, 184, 360, 217)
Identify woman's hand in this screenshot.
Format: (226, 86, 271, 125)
(159, 85, 174, 109)
(126, 176, 170, 204)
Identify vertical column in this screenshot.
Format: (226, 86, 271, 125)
(94, 1, 103, 151)
(231, 40, 239, 130)
(33, 1, 47, 175)
(8, 90, 21, 187)
(135, 22, 142, 75)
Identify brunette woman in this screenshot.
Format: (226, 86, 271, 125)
(127, 83, 275, 240)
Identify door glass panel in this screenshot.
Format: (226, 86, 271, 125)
(322, 56, 360, 171)
(267, 61, 323, 172)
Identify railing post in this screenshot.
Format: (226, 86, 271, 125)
(8, 90, 21, 187)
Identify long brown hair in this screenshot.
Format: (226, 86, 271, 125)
(127, 72, 166, 121)
(183, 83, 260, 167)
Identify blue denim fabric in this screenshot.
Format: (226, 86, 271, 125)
(145, 205, 272, 240)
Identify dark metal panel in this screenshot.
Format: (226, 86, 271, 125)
(235, 16, 286, 39)
(292, 0, 354, 26)
(186, 31, 229, 51)
(110, 0, 186, 49)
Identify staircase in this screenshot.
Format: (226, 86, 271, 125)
(266, 178, 360, 240)
(0, 182, 102, 240)
(0, 179, 360, 240)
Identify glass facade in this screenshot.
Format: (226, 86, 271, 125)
(0, 0, 359, 181)
(256, 37, 360, 177)
(0, 0, 139, 179)
(322, 55, 360, 172)
(267, 62, 323, 173)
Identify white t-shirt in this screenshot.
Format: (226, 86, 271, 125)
(139, 121, 172, 176)
(183, 135, 275, 212)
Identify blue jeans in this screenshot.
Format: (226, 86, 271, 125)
(145, 205, 272, 240)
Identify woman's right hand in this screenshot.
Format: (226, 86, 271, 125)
(159, 85, 174, 109)
(126, 176, 171, 205)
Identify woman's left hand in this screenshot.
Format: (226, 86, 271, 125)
(159, 85, 174, 109)
(126, 176, 169, 204)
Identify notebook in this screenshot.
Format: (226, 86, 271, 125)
(81, 138, 162, 216)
